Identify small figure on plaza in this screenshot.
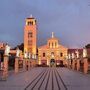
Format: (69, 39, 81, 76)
(16, 47, 20, 57)
(26, 61, 29, 71)
(4, 44, 10, 56)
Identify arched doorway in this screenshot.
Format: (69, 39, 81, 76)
(60, 60, 64, 67)
(50, 59, 55, 67)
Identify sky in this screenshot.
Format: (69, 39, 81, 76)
(0, 0, 90, 48)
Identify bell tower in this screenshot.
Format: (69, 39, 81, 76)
(24, 15, 37, 56)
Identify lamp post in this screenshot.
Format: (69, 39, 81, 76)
(75, 50, 80, 71)
(83, 47, 88, 74)
(27, 52, 31, 69)
(3, 44, 10, 79)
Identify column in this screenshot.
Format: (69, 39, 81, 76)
(76, 59, 80, 71)
(47, 59, 49, 66)
(38, 60, 41, 65)
(3, 55, 9, 79)
(23, 59, 26, 71)
(68, 60, 70, 68)
(72, 59, 75, 70)
(69, 59, 72, 68)
(83, 58, 88, 74)
(15, 57, 19, 73)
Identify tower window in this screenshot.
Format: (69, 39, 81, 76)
(28, 32, 33, 38)
(28, 21, 33, 25)
(43, 53, 45, 57)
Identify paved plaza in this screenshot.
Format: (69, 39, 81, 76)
(0, 67, 90, 90)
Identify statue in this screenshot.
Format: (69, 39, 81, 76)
(83, 48, 87, 58)
(32, 54, 36, 59)
(28, 53, 31, 59)
(72, 53, 75, 59)
(75, 50, 79, 58)
(5, 44, 10, 56)
(24, 51, 28, 59)
(32, 54, 34, 59)
(68, 54, 71, 59)
(16, 48, 20, 57)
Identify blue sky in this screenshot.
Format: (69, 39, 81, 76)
(0, 0, 90, 48)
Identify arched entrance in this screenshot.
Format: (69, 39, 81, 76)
(50, 59, 55, 67)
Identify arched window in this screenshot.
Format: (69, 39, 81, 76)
(49, 42, 50, 47)
(52, 42, 53, 48)
(51, 52, 54, 58)
(55, 42, 57, 47)
(28, 32, 33, 38)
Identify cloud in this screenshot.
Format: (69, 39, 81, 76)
(0, 0, 90, 48)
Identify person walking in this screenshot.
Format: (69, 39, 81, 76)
(26, 61, 29, 71)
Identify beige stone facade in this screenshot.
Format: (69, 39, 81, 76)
(38, 32, 68, 66)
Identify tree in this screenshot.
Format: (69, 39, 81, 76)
(13, 43, 24, 52)
(85, 44, 90, 49)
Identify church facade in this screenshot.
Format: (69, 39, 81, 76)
(38, 32, 68, 66)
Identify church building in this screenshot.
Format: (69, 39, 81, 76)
(38, 32, 68, 66)
(24, 16, 68, 66)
